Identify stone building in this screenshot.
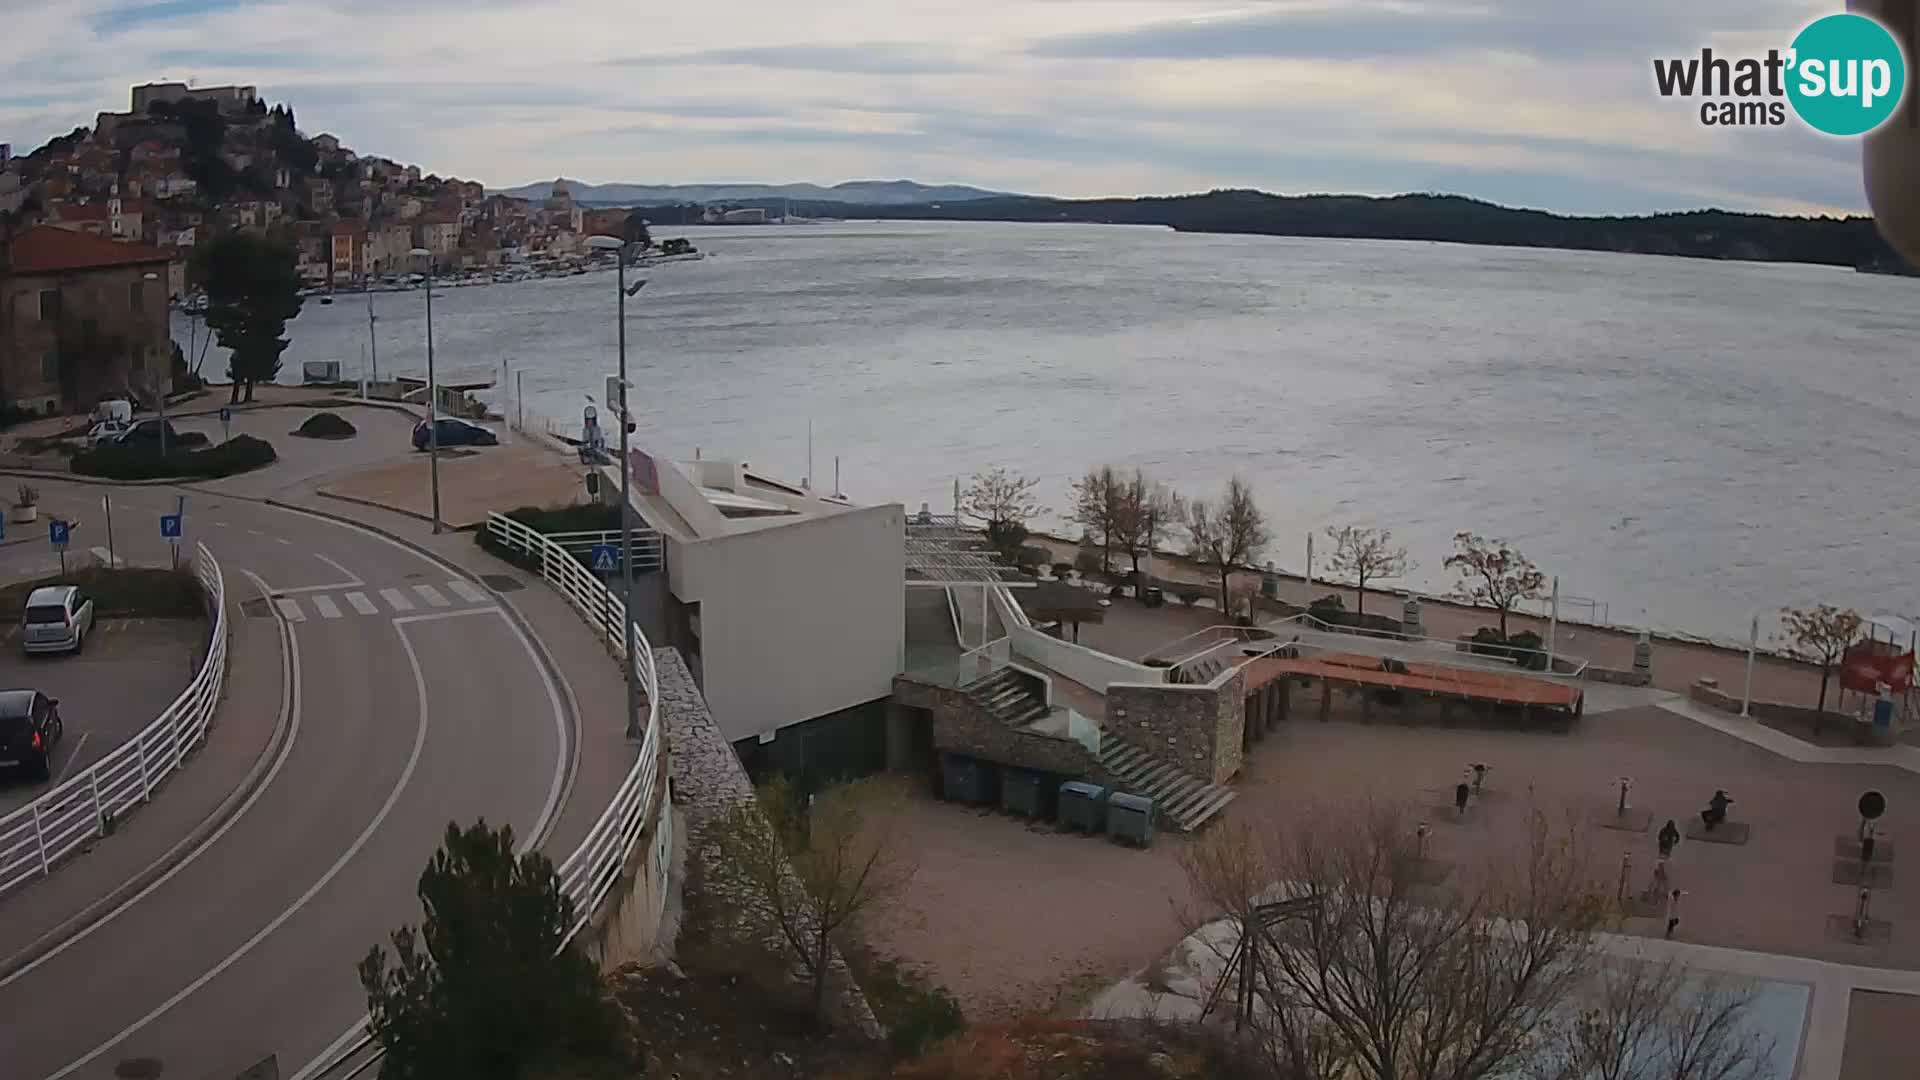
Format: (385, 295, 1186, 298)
(0, 226, 174, 414)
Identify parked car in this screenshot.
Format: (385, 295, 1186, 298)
(412, 417, 498, 450)
(85, 419, 131, 447)
(22, 585, 95, 655)
(0, 690, 64, 780)
(113, 418, 208, 450)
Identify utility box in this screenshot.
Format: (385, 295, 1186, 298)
(941, 754, 990, 806)
(1058, 781, 1108, 833)
(1107, 792, 1156, 848)
(1001, 768, 1045, 819)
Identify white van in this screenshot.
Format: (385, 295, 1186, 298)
(92, 398, 132, 426)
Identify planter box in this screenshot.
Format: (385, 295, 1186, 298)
(9, 505, 37, 524)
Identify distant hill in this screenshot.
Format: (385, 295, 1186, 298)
(754, 189, 1892, 269)
(490, 178, 1008, 206)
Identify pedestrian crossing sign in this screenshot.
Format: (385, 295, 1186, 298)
(590, 544, 619, 572)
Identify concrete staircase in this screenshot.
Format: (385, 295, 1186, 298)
(1098, 733, 1237, 831)
(1172, 657, 1227, 684)
(964, 667, 1051, 728)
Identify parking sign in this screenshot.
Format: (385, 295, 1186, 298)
(161, 514, 183, 539)
(49, 519, 69, 548)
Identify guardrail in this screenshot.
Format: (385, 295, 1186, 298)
(541, 528, 665, 573)
(313, 514, 670, 1079)
(0, 542, 227, 899)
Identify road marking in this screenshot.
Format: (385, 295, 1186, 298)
(298, 605, 573, 1080)
(311, 595, 342, 620)
(344, 591, 378, 616)
(45, 594, 431, 1080)
(212, 521, 228, 528)
(379, 587, 414, 612)
(447, 578, 488, 604)
(412, 583, 451, 608)
(53, 731, 92, 783)
(314, 552, 362, 585)
(273, 597, 305, 622)
(275, 536, 292, 546)
(246, 529, 263, 537)
(392, 606, 501, 626)
(0, 567, 302, 989)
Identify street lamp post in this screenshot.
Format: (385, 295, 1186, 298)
(587, 234, 646, 741)
(410, 248, 441, 534)
(143, 271, 169, 457)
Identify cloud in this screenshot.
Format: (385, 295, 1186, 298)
(0, 0, 1875, 215)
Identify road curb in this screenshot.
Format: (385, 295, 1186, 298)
(263, 496, 583, 850)
(0, 585, 290, 984)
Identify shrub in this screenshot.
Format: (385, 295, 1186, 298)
(1174, 585, 1209, 607)
(175, 430, 211, 448)
(1050, 561, 1075, 580)
(15, 484, 37, 508)
(72, 434, 276, 480)
(1467, 626, 1549, 668)
(1309, 593, 1346, 614)
(474, 502, 624, 573)
(293, 410, 358, 439)
(1014, 544, 1050, 573)
(0, 566, 203, 617)
(1074, 549, 1104, 578)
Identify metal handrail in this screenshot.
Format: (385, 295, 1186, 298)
(0, 543, 228, 898)
(308, 515, 671, 1078)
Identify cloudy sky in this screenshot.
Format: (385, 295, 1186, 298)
(0, 0, 1876, 215)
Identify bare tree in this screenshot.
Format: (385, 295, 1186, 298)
(1444, 532, 1547, 639)
(1188, 805, 1609, 1080)
(1325, 525, 1415, 617)
(1112, 469, 1185, 579)
(1067, 465, 1122, 574)
(1531, 957, 1778, 1080)
(703, 776, 917, 1025)
(1777, 604, 1863, 727)
(959, 467, 1045, 561)
(1188, 476, 1270, 613)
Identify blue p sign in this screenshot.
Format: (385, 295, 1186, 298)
(160, 514, 182, 539)
(49, 520, 69, 548)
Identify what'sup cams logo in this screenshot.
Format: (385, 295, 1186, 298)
(1654, 12, 1910, 135)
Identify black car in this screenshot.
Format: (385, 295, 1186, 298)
(0, 689, 64, 781)
(412, 417, 499, 450)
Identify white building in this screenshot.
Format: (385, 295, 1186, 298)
(601, 448, 905, 755)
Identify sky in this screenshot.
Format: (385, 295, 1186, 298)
(0, 0, 1879, 215)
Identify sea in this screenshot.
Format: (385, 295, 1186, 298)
(174, 220, 1920, 646)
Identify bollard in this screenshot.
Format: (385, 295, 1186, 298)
(1633, 631, 1652, 676)
(1416, 822, 1432, 860)
(1855, 886, 1873, 940)
(1616, 776, 1633, 817)
(1617, 852, 1633, 902)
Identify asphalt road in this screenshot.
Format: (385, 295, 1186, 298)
(0, 619, 205, 817)
(0, 481, 573, 1080)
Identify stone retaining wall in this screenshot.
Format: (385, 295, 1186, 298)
(1107, 666, 1246, 785)
(662, 649, 882, 1038)
(893, 675, 1097, 777)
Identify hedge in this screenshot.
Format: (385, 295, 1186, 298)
(72, 434, 277, 481)
(473, 502, 624, 573)
(293, 411, 357, 439)
(0, 566, 205, 618)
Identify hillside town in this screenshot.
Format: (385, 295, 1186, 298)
(0, 81, 642, 416)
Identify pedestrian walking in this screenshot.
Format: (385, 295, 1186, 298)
(1657, 818, 1681, 858)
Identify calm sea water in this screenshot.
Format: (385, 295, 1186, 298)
(179, 220, 1920, 645)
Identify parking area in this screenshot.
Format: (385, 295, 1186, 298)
(0, 617, 206, 816)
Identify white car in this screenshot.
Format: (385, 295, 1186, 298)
(85, 419, 130, 447)
(21, 585, 95, 655)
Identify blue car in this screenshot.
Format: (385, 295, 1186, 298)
(412, 417, 498, 450)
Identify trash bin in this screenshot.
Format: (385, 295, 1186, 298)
(1107, 792, 1155, 848)
(1002, 769, 1045, 819)
(941, 754, 989, 805)
(1143, 586, 1166, 608)
(1058, 781, 1109, 833)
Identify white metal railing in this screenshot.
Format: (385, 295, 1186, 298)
(483, 511, 665, 938)
(541, 529, 665, 573)
(0, 543, 228, 899)
(312, 514, 673, 1079)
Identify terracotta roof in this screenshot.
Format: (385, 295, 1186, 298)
(7, 226, 174, 273)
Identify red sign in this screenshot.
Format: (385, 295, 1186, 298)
(630, 449, 659, 496)
(1841, 641, 1915, 695)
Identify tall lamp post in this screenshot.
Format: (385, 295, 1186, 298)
(142, 270, 170, 458)
(587, 234, 646, 741)
(409, 247, 442, 533)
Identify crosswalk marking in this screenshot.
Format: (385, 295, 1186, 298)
(345, 591, 379, 615)
(379, 588, 414, 612)
(312, 595, 342, 619)
(412, 584, 451, 608)
(274, 598, 305, 623)
(269, 582, 491, 622)
(447, 579, 488, 604)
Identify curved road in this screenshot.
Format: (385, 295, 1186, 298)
(0, 484, 574, 1080)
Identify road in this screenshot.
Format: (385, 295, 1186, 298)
(0, 481, 574, 1080)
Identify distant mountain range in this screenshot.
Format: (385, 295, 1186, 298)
(489, 178, 1008, 206)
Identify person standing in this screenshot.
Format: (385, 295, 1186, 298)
(1657, 818, 1681, 859)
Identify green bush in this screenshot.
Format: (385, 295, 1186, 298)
(473, 502, 623, 573)
(1174, 585, 1209, 606)
(1309, 593, 1346, 613)
(1074, 549, 1104, 578)
(72, 434, 276, 480)
(293, 410, 357, 439)
(1467, 627, 1548, 669)
(0, 566, 204, 617)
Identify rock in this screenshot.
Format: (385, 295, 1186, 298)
(1148, 1051, 1177, 1074)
